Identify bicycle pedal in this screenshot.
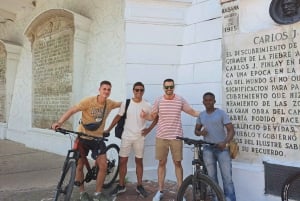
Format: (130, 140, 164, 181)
(91, 166, 98, 180)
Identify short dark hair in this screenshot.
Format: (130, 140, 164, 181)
(203, 92, 215, 99)
(100, 80, 111, 87)
(133, 81, 144, 89)
(163, 78, 174, 85)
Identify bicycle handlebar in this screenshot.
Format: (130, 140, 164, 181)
(55, 128, 109, 141)
(176, 136, 216, 146)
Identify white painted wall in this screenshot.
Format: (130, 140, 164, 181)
(124, 0, 190, 180)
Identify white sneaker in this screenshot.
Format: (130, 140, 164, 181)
(182, 196, 186, 201)
(152, 191, 164, 201)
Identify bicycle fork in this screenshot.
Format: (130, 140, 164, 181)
(192, 146, 207, 201)
(55, 150, 79, 196)
(61, 150, 79, 173)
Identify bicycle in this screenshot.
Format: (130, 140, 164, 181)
(176, 136, 226, 201)
(281, 171, 300, 201)
(53, 128, 120, 201)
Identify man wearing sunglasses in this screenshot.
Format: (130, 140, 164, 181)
(141, 78, 199, 201)
(106, 81, 158, 198)
(51, 80, 121, 201)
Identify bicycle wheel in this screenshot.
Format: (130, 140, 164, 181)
(103, 143, 120, 188)
(177, 174, 225, 201)
(281, 172, 300, 201)
(54, 160, 76, 201)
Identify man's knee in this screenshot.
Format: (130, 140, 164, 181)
(158, 159, 167, 167)
(135, 157, 143, 166)
(77, 159, 84, 169)
(96, 155, 107, 168)
(120, 157, 129, 167)
(173, 160, 182, 168)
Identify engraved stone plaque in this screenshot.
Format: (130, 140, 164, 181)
(29, 12, 74, 129)
(222, 0, 239, 34)
(223, 25, 300, 162)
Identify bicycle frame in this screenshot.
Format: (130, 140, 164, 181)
(176, 136, 225, 201)
(53, 128, 120, 201)
(72, 138, 98, 185)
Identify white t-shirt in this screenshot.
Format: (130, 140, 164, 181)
(118, 99, 152, 139)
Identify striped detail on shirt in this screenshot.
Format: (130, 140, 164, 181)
(154, 95, 186, 139)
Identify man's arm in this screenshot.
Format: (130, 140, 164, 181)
(218, 123, 235, 150)
(140, 110, 158, 121)
(194, 123, 208, 136)
(51, 105, 80, 129)
(116, 101, 122, 107)
(183, 104, 200, 117)
(142, 116, 158, 136)
(105, 114, 122, 133)
(224, 123, 235, 143)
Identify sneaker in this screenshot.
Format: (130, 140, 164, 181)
(152, 191, 164, 201)
(110, 184, 126, 196)
(80, 192, 92, 201)
(182, 196, 186, 201)
(93, 193, 110, 201)
(136, 185, 149, 198)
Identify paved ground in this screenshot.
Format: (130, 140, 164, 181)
(0, 139, 178, 201)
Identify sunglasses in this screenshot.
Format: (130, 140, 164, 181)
(164, 85, 174, 90)
(134, 89, 144, 92)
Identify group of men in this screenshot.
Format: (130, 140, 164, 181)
(51, 78, 236, 201)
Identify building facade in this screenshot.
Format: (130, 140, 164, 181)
(1, 0, 299, 200)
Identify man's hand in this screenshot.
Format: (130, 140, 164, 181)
(199, 128, 208, 136)
(141, 127, 151, 136)
(51, 122, 62, 130)
(217, 141, 228, 150)
(140, 109, 147, 119)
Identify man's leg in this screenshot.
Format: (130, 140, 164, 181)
(173, 160, 183, 189)
(203, 146, 218, 183)
(157, 159, 167, 191)
(119, 157, 128, 186)
(110, 138, 132, 196)
(133, 136, 145, 186)
(118, 137, 132, 186)
(76, 140, 92, 201)
(135, 156, 149, 198)
(218, 150, 236, 201)
(155, 138, 169, 191)
(95, 154, 107, 192)
(76, 158, 85, 192)
(76, 139, 88, 193)
(170, 139, 183, 189)
(135, 157, 143, 185)
(153, 138, 168, 201)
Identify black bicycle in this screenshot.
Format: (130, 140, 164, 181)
(281, 171, 300, 201)
(53, 128, 120, 201)
(176, 136, 225, 201)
